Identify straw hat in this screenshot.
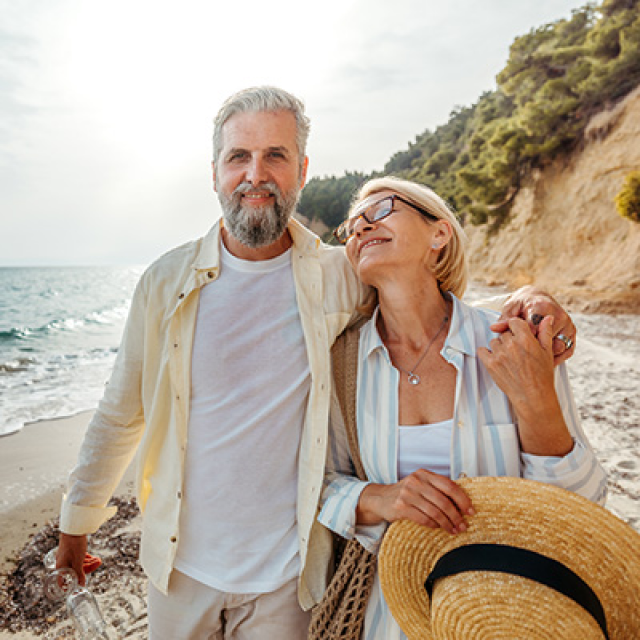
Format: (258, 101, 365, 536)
(379, 476, 640, 639)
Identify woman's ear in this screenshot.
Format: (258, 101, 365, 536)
(431, 219, 453, 250)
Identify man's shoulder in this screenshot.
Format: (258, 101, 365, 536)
(142, 224, 219, 283)
(290, 217, 350, 269)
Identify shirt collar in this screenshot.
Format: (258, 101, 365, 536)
(191, 215, 322, 273)
(361, 307, 386, 361)
(444, 293, 475, 357)
(192, 219, 223, 272)
(360, 291, 475, 362)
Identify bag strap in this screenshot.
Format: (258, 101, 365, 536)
(331, 321, 368, 482)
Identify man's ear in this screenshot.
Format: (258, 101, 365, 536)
(299, 156, 309, 189)
(211, 161, 218, 193)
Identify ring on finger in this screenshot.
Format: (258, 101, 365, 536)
(555, 333, 574, 350)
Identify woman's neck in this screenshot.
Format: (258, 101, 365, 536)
(376, 278, 450, 349)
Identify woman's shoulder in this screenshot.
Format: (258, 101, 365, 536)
(453, 294, 500, 327)
(448, 294, 501, 350)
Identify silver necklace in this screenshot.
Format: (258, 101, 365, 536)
(394, 314, 449, 385)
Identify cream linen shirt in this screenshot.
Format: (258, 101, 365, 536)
(60, 217, 360, 609)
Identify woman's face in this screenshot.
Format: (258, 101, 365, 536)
(345, 190, 444, 285)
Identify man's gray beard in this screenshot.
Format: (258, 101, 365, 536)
(220, 182, 300, 249)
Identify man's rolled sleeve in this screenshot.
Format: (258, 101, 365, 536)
(59, 502, 118, 535)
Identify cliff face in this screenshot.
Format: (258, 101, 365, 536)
(466, 85, 640, 313)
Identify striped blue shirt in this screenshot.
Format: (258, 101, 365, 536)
(318, 294, 607, 640)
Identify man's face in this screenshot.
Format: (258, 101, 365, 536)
(213, 110, 308, 248)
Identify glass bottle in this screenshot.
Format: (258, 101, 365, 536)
(43, 548, 116, 639)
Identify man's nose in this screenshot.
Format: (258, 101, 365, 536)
(245, 156, 268, 186)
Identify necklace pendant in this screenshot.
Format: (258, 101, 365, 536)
(408, 373, 420, 385)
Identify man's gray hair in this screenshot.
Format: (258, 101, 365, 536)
(212, 86, 311, 169)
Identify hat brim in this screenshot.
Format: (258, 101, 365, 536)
(379, 476, 640, 639)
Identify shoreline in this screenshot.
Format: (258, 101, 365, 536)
(0, 411, 137, 574)
(0, 411, 141, 639)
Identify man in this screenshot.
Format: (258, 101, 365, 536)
(57, 86, 577, 639)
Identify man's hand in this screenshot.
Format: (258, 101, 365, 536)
(56, 533, 94, 586)
(490, 285, 576, 364)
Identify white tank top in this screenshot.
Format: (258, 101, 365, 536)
(175, 243, 310, 593)
(397, 419, 453, 479)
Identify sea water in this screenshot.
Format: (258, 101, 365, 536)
(0, 266, 144, 437)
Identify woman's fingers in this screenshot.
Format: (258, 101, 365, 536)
(388, 470, 473, 534)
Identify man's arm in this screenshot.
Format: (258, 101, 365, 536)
(57, 277, 147, 580)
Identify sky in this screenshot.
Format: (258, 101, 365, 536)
(1, 0, 588, 266)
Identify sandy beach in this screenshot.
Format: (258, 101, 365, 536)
(1, 310, 638, 639)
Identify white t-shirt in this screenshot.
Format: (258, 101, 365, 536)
(175, 244, 310, 593)
(397, 419, 453, 479)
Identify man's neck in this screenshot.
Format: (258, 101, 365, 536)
(221, 227, 293, 261)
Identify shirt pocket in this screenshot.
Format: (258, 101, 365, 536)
(477, 423, 521, 477)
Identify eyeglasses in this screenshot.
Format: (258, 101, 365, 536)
(333, 194, 438, 245)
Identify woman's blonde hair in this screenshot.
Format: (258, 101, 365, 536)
(351, 176, 468, 312)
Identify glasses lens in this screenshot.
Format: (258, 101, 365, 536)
(334, 221, 350, 244)
(370, 197, 394, 223)
(335, 196, 397, 244)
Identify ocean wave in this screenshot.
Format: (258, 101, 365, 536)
(0, 304, 130, 342)
(0, 356, 37, 374)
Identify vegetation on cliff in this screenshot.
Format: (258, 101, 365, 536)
(298, 0, 640, 234)
(615, 170, 640, 222)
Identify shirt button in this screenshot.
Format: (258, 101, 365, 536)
(207, 271, 214, 278)
(177, 491, 182, 499)
(170, 536, 177, 543)
(457, 420, 464, 428)
(178, 293, 185, 300)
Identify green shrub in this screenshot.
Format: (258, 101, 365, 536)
(615, 170, 640, 222)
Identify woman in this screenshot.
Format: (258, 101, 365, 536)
(317, 176, 607, 640)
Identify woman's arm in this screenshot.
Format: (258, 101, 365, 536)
(317, 388, 379, 547)
(478, 316, 573, 456)
(478, 316, 607, 503)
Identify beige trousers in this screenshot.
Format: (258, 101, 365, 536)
(147, 570, 311, 640)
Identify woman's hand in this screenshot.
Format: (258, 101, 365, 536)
(478, 316, 574, 456)
(357, 469, 474, 535)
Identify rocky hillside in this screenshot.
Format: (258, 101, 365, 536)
(466, 85, 640, 313)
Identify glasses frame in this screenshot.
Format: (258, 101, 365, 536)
(333, 194, 438, 245)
